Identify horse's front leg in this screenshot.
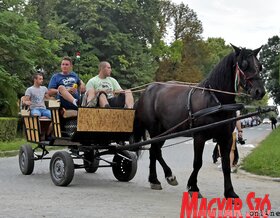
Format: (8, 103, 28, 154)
(149, 143, 162, 190)
(219, 137, 239, 199)
(156, 143, 178, 186)
(187, 136, 205, 198)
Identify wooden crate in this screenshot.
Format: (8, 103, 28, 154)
(77, 108, 135, 133)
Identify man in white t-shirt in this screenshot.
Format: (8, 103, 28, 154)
(85, 61, 134, 108)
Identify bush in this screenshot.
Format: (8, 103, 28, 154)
(0, 117, 18, 141)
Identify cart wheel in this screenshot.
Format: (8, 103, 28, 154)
(50, 151, 74, 186)
(84, 150, 99, 173)
(19, 144, 34, 175)
(112, 151, 137, 182)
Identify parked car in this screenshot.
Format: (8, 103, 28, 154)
(262, 118, 271, 124)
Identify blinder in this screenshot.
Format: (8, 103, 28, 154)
(234, 53, 262, 93)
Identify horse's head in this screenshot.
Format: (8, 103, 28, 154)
(231, 44, 265, 100)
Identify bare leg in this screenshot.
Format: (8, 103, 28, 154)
(47, 123, 53, 136)
(230, 133, 237, 168)
(99, 93, 110, 107)
(86, 89, 95, 102)
(125, 90, 134, 108)
(230, 150, 235, 168)
(58, 86, 75, 104)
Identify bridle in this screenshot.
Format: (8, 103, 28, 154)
(234, 55, 261, 93)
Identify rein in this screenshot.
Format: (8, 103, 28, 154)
(116, 81, 250, 97)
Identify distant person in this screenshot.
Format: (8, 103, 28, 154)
(23, 72, 51, 119)
(48, 56, 86, 110)
(85, 61, 134, 108)
(270, 116, 277, 129)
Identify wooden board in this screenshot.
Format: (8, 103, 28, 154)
(47, 99, 60, 108)
(23, 116, 40, 143)
(51, 109, 61, 138)
(77, 108, 135, 132)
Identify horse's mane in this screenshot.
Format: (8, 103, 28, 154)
(199, 52, 236, 90)
(200, 48, 254, 91)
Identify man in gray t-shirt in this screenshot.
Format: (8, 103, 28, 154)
(23, 73, 51, 119)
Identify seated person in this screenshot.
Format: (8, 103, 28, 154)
(23, 72, 51, 119)
(23, 72, 52, 140)
(48, 56, 86, 110)
(85, 61, 134, 108)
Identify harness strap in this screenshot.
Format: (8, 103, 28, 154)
(192, 103, 244, 119)
(187, 88, 195, 128)
(209, 85, 221, 105)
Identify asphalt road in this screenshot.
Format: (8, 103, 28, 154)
(0, 124, 279, 218)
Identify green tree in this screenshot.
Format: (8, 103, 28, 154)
(203, 37, 232, 76)
(0, 10, 59, 83)
(52, 0, 162, 86)
(0, 9, 59, 116)
(25, 0, 80, 77)
(155, 2, 204, 82)
(0, 67, 22, 116)
(259, 36, 280, 104)
(172, 3, 203, 41)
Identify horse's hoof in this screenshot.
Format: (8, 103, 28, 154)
(188, 190, 203, 198)
(225, 190, 239, 199)
(150, 183, 162, 190)
(166, 175, 178, 186)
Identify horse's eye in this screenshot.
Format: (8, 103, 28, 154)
(241, 60, 248, 70)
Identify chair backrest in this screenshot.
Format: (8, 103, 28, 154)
(19, 96, 30, 116)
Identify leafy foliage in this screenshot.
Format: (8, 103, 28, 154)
(203, 38, 232, 76)
(259, 36, 280, 104)
(0, 117, 18, 141)
(0, 67, 22, 116)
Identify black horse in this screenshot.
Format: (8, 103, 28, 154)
(133, 45, 265, 198)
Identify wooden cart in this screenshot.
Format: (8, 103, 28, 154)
(19, 100, 137, 186)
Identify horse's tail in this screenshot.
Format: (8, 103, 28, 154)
(131, 100, 147, 158)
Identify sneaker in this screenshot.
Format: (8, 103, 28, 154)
(231, 166, 238, 173)
(86, 98, 97, 107)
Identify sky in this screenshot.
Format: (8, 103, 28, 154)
(171, 0, 280, 49)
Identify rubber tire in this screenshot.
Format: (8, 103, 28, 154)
(84, 150, 99, 173)
(112, 151, 137, 182)
(19, 144, 34, 175)
(50, 151, 74, 186)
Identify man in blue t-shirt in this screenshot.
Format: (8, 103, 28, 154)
(48, 56, 85, 110)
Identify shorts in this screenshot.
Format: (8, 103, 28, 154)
(30, 108, 51, 119)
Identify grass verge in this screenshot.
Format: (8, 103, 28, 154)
(0, 138, 27, 151)
(0, 137, 64, 157)
(242, 127, 280, 177)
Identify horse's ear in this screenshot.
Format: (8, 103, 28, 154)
(230, 43, 241, 55)
(253, 46, 263, 56)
